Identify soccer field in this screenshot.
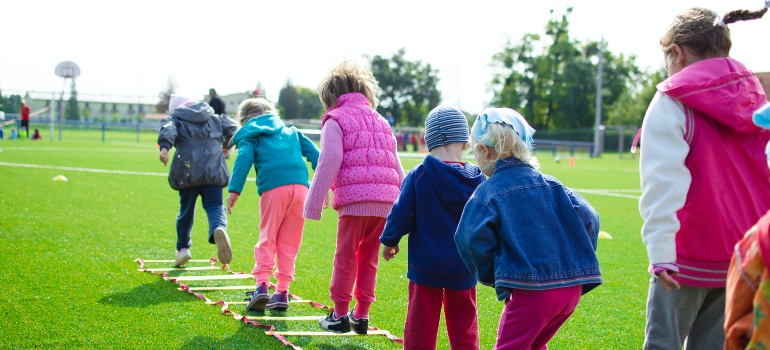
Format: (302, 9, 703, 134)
(0, 139, 648, 349)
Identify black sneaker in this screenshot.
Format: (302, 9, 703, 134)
(318, 311, 350, 333)
(246, 283, 269, 311)
(266, 291, 289, 311)
(348, 310, 369, 335)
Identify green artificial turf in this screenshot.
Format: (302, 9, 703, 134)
(0, 136, 647, 349)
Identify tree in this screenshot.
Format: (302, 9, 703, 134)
(607, 68, 666, 126)
(278, 79, 300, 119)
(371, 48, 442, 126)
(65, 80, 79, 121)
(489, 8, 641, 130)
(296, 86, 324, 119)
(1, 93, 22, 114)
(156, 77, 177, 113)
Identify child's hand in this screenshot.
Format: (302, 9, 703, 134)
(323, 191, 331, 209)
(382, 245, 399, 261)
(159, 149, 169, 166)
(221, 147, 229, 157)
(226, 193, 239, 214)
(656, 270, 681, 292)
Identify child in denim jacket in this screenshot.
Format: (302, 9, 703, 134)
(455, 108, 602, 349)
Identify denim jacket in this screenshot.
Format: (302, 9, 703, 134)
(455, 157, 602, 300)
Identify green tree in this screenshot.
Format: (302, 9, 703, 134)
(82, 106, 91, 121)
(155, 77, 176, 113)
(490, 8, 641, 130)
(2, 94, 22, 114)
(371, 48, 442, 126)
(607, 68, 666, 126)
(65, 80, 79, 121)
(278, 79, 300, 119)
(296, 86, 324, 119)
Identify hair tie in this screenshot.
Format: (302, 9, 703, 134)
(713, 16, 728, 27)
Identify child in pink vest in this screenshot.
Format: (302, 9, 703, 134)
(639, 5, 770, 349)
(304, 60, 405, 334)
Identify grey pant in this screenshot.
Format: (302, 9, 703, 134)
(643, 277, 725, 350)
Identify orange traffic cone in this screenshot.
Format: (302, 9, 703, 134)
(568, 156, 575, 166)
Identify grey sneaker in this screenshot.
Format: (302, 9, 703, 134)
(318, 311, 350, 333)
(212, 227, 231, 264)
(348, 310, 369, 334)
(266, 291, 289, 311)
(174, 249, 192, 267)
(246, 283, 269, 311)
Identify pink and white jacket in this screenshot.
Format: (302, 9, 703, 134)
(639, 57, 770, 288)
(304, 93, 404, 220)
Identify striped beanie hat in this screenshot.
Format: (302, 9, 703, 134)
(424, 106, 469, 151)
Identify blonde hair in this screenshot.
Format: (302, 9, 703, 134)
(660, 7, 767, 58)
(317, 60, 379, 110)
(471, 123, 540, 169)
(237, 98, 276, 125)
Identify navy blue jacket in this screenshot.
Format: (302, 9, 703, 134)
(455, 157, 602, 300)
(380, 155, 486, 290)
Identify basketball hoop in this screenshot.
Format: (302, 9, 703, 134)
(55, 61, 81, 79)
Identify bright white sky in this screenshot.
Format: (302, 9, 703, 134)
(1, 0, 768, 114)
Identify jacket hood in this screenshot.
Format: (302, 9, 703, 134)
(232, 114, 285, 146)
(423, 155, 485, 208)
(657, 57, 767, 135)
(171, 102, 214, 123)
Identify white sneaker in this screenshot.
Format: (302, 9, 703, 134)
(213, 227, 232, 264)
(175, 249, 192, 267)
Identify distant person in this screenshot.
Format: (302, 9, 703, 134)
(0, 105, 4, 140)
(208, 88, 226, 116)
(228, 98, 320, 312)
(31, 129, 42, 140)
(638, 6, 770, 350)
(385, 112, 394, 128)
(157, 94, 237, 267)
(20, 101, 31, 138)
(380, 106, 485, 350)
(456, 108, 602, 349)
(724, 102, 770, 350)
(305, 60, 405, 334)
(10, 128, 18, 140)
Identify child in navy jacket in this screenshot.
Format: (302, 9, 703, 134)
(380, 106, 485, 350)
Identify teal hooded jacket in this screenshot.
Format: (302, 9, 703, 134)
(228, 114, 320, 195)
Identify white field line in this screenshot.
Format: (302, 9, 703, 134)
(0, 161, 640, 199)
(0, 162, 256, 181)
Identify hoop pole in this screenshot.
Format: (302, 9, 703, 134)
(49, 92, 55, 141)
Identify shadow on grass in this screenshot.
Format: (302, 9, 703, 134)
(98, 279, 195, 308)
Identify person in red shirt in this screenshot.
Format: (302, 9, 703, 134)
(20, 102, 31, 138)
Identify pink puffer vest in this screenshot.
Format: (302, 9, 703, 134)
(321, 93, 400, 209)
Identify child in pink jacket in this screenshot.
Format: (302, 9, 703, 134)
(304, 60, 405, 334)
(639, 5, 770, 349)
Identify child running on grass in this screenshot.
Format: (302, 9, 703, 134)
(638, 5, 770, 349)
(455, 108, 602, 350)
(380, 106, 485, 350)
(227, 98, 320, 311)
(304, 60, 405, 334)
(157, 95, 237, 267)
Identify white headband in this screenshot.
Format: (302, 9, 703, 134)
(713, 16, 727, 27)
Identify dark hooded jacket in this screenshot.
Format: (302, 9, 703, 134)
(380, 155, 485, 290)
(157, 102, 237, 190)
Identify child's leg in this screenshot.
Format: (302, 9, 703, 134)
(199, 185, 227, 244)
(495, 286, 581, 350)
(329, 216, 362, 316)
(684, 288, 725, 350)
(643, 279, 719, 350)
(444, 286, 479, 350)
(351, 216, 386, 316)
(403, 281, 443, 350)
(176, 186, 201, 250)
(273, 185, 308, 292)
(252, 186, 291, 286)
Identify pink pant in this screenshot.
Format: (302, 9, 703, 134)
(252, 184, 308, 292)
(495, 285, 582, 350)
(329, 216, 385, 313)
(404, 281, 479, 350)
